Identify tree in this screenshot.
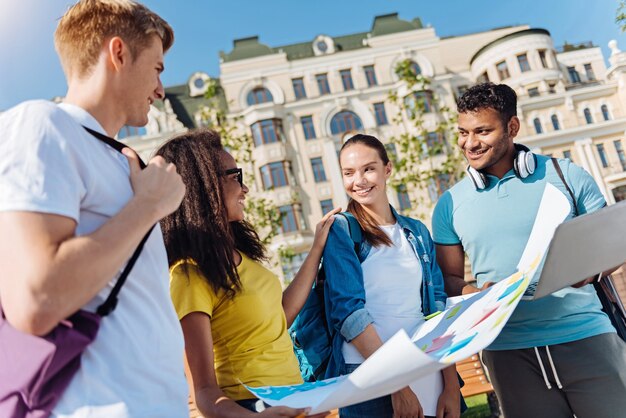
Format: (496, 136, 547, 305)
(618, 0, 626, 32)
(199, 79, 294, 276)
(386, 59, 465, 219)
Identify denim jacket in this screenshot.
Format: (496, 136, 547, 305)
(322, 206, 447, 378)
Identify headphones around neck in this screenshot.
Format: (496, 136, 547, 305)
(466, 143, 536, 190)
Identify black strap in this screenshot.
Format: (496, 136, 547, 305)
(82, 126, 154, 317)
(551, 158, 579, 216)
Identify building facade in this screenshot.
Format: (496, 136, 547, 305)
(122, 13, 626, 283)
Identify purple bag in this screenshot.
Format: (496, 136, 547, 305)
(0, 127, 151, 418)
(0, 307, 100, 418)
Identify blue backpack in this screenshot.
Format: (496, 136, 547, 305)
(290, 212, 362, 381)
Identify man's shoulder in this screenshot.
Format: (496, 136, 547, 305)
(1, 100, 78, 135)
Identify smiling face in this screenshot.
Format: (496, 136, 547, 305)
(121, 34, 165, 127)
(220, 151, 248, 222)
(457, 107, 519, 177)
(340, 143, 392, 208)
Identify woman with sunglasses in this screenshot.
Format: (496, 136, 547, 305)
(156, 130, 336, 418)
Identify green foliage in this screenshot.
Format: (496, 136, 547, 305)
(618, 1, 626, 32)
(199, 80, 284, 246)
(387, 59, 465, 219)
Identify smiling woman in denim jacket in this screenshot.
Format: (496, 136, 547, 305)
(323, 134, 461, 418)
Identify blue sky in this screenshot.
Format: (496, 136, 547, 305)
(0, 0, 624, 110)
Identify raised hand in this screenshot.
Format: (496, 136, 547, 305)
(123, 147, 185, 222)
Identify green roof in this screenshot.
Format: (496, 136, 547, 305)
(470, 28, 551, 65)
(371, 13, 422, 37)
(220, 12, 423, 63)
(160, 81, 226, 129)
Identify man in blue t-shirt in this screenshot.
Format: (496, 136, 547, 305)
(432, 82, 626, 418)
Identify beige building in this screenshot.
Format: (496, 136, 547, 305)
(122, 13, 626, 282)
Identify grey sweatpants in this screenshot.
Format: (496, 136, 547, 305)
(482, 333, 626, 418)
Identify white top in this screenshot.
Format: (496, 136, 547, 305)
(341, 222, 442, 415)
(0, 101, 188, 418)
(342, 222, 425, 363)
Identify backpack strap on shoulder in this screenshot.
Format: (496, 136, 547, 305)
(551, 157, 579, 216)
(338, 212, 362, 252)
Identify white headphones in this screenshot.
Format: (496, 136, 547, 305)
(466, 143, 536, 190)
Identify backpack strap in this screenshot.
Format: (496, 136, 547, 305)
(551, 158, 579, 216)
(338, 211, 362, 253)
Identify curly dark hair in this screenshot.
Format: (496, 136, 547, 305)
(457, 82, 517, 124)
(156, 129, 266, 298)
(340, 134, 393, 248)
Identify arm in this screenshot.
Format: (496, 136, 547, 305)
(282, 207, 341, 327)
(435, 244, 479, 297)
(436, 365, 461, 418)
(181, 313, 312, 418)
(0, 150, 184, 335)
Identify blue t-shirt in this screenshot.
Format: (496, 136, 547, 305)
(432, 155, 614, 350)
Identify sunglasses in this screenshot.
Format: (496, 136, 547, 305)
(222, 167, 243, 187)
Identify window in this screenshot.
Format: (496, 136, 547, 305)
(260, 162, 289, 190)
(568, 66, 581, 83)
(596, 144, 609, 168)
(613, 185, 626, 202)
(528, 87, 540, 97)
(251, 119, 284, 146)
(316, 73, 331, 95)
(363, 65, 378, 87)
(426, 132, 446, 155)
(373, 102, 388, 126)
(301, 116, 316, 140)
(396, 185, 411, 211)
(477, 72, 489, 83)
(533, 118, 543, 134)
(551, 114, 560, 131)
(409, 61, 422, 75)
(310, 157, 327, 182)
(517, 54, 530, 72)
(601, 105, 610, 121)
(246, 87, 273, 106)
(584, 108, 593, 124)
(538, 50, 549, 68)
(548, 83, 556, 93)
(340, 69, 354, 91)
(118, 125, 147, 139)
(496, 61, 510, 80)
(563, 149, 573, 161)
(428, 173, 452, 202)
(404, 91, 435, 116)
(614, 140, 626, 171)
(330, 111, 363, 135)
(279, 205, 299, 233)
(584, 63, 596, 81)
(320, 199, 334, 215)
(281, 252, 307, 283)
(292, 78, 307, 100)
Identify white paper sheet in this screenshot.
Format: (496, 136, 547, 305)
(247, 184, 570, 415)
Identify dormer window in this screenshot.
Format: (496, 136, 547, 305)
(312, 35, 335, 56)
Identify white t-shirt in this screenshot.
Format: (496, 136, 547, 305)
(342, 222, 425, 363)
(0, 101, 188, 418)
(341, 223, 443, 416)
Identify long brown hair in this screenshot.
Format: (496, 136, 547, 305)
(156, 129, 266, 298)
(340, 134, 393, 247)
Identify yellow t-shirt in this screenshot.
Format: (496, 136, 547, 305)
(170, 254, 302, 400)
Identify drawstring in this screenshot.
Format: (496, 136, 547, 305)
(533, 346, 563, 389)
(534, 347, 552, 389)
(545, 346, 563, 389)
